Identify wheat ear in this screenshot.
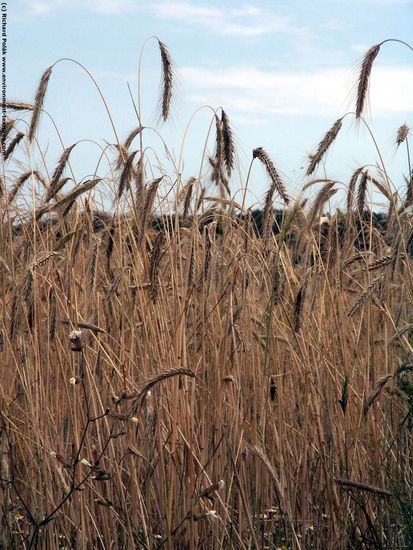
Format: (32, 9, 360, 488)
(356, 44, 380, 118)
(307, 118, 343, 176)
(158, 40, 174, 122)
(28, 66, 53, 142)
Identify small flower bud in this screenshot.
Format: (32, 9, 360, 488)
(69, 329, 84, 352)
(92, 448, 100, 465)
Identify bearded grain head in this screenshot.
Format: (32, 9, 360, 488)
(157, 40, 174, 122)
(356, 44, 380, 119)
(307, 118, 343, 176)
(28, 66, 53, 143)
(221, 110, 235, 177)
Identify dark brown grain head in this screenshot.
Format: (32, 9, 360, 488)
(118, 150, 138, 200)
(182, 177, 196, 219)
(4, 132, 25, 161)
(293, 277, 308, 332)
(28, 66, 53, 142)
(5, 101, 34, 111)
(253, 147, 289, 205)
(346, 166, 364, 213)
(8, 170, 45, 204)
(211, 116, 223, 182)
(221, 110, 235, 177)
(356, 44, 380, 119)
(1, 119, 16, 147)
(158, 40, 174, 122)
(116, 126, 142, 169)
(48, 144, 76, 198)
(307, 118, 343, 176)
(149, 231, 164, 303)
(356, 170, 369, 213)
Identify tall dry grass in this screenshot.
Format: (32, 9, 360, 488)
(0, 39, 413, 550)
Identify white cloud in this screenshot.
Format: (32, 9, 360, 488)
(19, 0, 139, 16)
(19, 0, 293, 37)
(154, 1, 293, 37)
(230, 5, 262, 17)
(180, 65, 413, 117)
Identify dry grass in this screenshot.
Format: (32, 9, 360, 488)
(1, 39, 413, 550)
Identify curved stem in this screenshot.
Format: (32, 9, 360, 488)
(177, 104, 217, 175)
(380, 38, 413, 54)
(52, 58, 121, 150)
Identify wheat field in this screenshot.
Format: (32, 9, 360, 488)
(1, 39, 413, 549)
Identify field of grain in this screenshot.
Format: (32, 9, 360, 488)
(1, 39, 413, 549)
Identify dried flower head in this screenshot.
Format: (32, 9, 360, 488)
(69, 329, 84, 352)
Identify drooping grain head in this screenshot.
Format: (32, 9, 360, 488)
(117, 150, 138, 200)
(182, 177, 196, 219)
(47, 144, 77, 199)
(5, 101, 34, 111)
(253, 147, 289, 205)
(28, 66, 53, 142)
(356, 44, 380, 119)
(307, 118, 343, 176)
(346, 166, 364, 213)
(157, 40, 174, 122)
(4, 132, 25, 161)
(356, 170, 369, 214)
(221, 110, 235, 177)
(1, 119, 16, 147)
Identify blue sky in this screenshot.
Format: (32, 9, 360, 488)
(8, 0, 413, 210)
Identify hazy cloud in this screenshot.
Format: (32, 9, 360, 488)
(180, 65, 413, 117)
(154, 1, 294, 37)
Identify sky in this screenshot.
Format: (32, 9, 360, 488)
(7, 0, 413, 211)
